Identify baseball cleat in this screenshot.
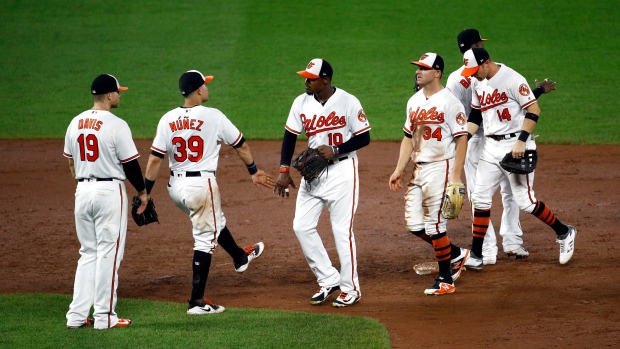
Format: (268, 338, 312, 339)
(187, 298, 225, 315)
(310, 285, 340, 305)
(506, 246, 530, 259)
(424, 276, 455, 295)
(557, 225, 576, 264)
(332, 292, 360, 307)
(235, 242, 265, 273)
(464, 251, 483, 271)
(113, 318, 132, 328)
(67, 317, 93, 329)
(450, 248, 469, 280)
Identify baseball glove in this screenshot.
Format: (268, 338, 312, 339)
(131, 195, 159, 226)
(291, 148, 329, 182)
(500, 150, 538, 174)
(441, 182, 465, 219)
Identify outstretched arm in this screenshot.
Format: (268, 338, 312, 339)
(234, 142, 275, 189)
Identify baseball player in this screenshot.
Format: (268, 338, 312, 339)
(460, 48, 576, 270)
(144, 70, 274, 314)
(446, 29, 557, 264)
(389, 53, 470, 295)
(274, 59, 370, 307)
(64, 74, 147, 329)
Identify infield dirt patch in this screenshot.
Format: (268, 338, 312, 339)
(1, 140, 618, 348)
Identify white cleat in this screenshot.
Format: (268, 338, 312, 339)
(558, 226, 576, 264)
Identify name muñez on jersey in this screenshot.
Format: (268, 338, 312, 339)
(169, 116, 204, 132)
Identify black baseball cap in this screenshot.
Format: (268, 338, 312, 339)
(297, 58, 333, 79)
(410, 52, 444, 72)
(91, 74, 128, 95)
(179, 70, 214, 96)
(457, 29, 488, 54)
(461, 47, 490, 77)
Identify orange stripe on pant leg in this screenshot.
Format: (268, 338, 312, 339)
(432, 235, 451, 262)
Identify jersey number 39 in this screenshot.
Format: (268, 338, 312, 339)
(172, 136, 204, 162)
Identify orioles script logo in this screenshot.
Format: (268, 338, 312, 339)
(307, 61, 315, 69)
(476, 88, 508, 107)
(408, 106, 445, 124)
(302, 111, 346, 134)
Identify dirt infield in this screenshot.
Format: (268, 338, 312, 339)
(1, 140, 619, 348)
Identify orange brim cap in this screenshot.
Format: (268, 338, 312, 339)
(410, 61, 433, 69)
(118, 86, 128, 91)
(461, 66, 480, 77)
(297, 70, 320, 79)
(205, 76, 214, 83)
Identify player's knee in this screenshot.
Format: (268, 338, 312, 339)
(519, 202, 536, 213)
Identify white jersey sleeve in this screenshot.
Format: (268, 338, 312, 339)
(284, 95, 305, 135)
(508, 73, 537, 110)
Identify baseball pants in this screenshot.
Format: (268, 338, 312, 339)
(168, 172, 226, 254)
(293, 157, 361, 298)
(66, 180, 127, 329)
(466, 134, 523, 252)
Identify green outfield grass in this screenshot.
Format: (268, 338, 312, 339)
(0, 294, 390, 349)
(0, 0, 618, 143)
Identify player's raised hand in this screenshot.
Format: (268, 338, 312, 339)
(535, 78, 557, 93)
(252, 170, 275, 189)
(389, 170, 405, 192)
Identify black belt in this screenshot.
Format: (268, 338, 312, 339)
(170, 170, 216, 177)
(77, 178, 113, 182)
(328, 156, 348, 165)
(171, 170, 201, 177)
(486, 133, 517, 141)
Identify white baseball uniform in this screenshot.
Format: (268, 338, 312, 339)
(286, 87, 370, 298)
(402, 88, 468, 234)
(151, 105, 243, 253)
(64, 109, 139, 329)
(470, 64, 539, 213)
(447, 66, 524, 253)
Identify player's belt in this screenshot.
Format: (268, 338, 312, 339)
(170, 170, 216, 178)
(77, 178, 114, 182)
(486, 133, 518, 141)
(328, 156, 349, 165)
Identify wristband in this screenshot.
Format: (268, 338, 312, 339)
(246, 161, 258, 176)
(145, 179, 155, 195)
(518, 130, 531, 142)
(279, 167, 290, 173)
(332, 145, 340, 156)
